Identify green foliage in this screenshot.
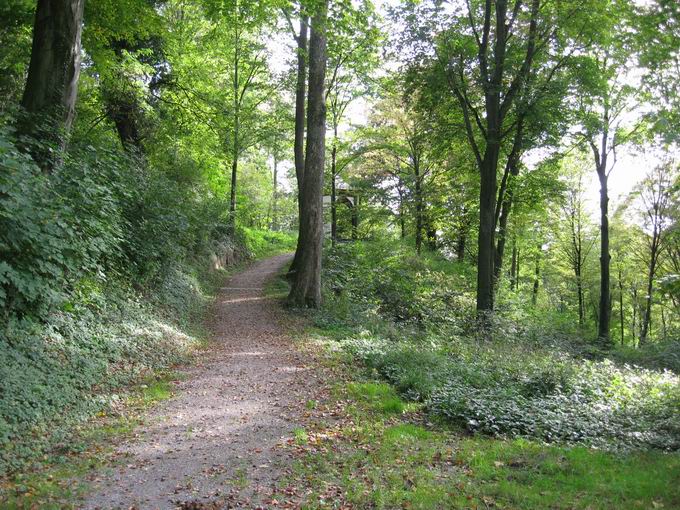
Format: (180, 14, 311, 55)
(0, 122, 284, 474)
(0, 128, 238, 319)
(320, 239, 474, 332)
(238, 227, 297, 259)
(281, 350, 680, 510)
(319, 240, 680, 451)
(0, 131, 123, 317)
(0, 0, 34, 107)
(0, 294, 197, 475)
(0, 221, 281, 476)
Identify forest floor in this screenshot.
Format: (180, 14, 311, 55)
(6, 253, 676, 509)
(81, 254, 326, 509)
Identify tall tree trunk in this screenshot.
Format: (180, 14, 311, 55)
(271, 155, 278, 230)
(456, 208, 469, 261)
(493, 120, 523, 284)
(631, 287, 638, 343)
(330, 123, 338, 246)
(351, 196, 358, 240)
(397, 183, 406, 239)
(510, 238, 517, 289)
(661, 305, 667, 340)
(289, 14, 309, 277)
(640, 226, 661, 344)
(476, 0, 513, 315)
(228, 25, 240, 233)
(414, 163, 423, 255)
(618, 265, 624, 345)
(456, 229, 466, 261)
(493, 187, 513, 283)
(18, 0, 85, 170)
(597, 165, 611, 344)
(229, 157, 238, 230)
(288, 1, 328, 308)
(532, 248, 540, 306)
(426, 217, 437, 250)
(478, 146, 499, 312)
(576, 266, 584, 327)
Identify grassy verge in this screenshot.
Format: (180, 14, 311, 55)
(0, 370, 181, 509)
(269, 241, 680, 509)
(274, 335, 680, 510)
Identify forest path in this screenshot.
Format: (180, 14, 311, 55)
(83, 254, 317, 509)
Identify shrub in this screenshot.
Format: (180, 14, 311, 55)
(0, 130, 123, 319)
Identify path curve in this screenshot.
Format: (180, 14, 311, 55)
(83, 254, 311, 509)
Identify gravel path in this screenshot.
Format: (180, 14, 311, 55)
(82, 254, 315, 509)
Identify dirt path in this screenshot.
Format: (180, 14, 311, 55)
(83, 254, 316, 509)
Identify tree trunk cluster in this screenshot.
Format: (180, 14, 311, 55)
(288, 3, 329, 308)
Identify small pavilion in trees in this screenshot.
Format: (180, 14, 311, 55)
(323, 184, 360, 241)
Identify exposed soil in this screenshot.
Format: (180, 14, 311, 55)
(82, 254, 320, 509)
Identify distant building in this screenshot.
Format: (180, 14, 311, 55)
(323, 185, 359, 240)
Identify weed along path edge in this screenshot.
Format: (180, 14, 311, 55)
(82, 254, 318, 509)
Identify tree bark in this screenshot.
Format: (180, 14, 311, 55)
(478, 147, 499, 311)
(631, 286, 638, 342)
(448, 0, 540, 317)
(576, 265, 584, 327)
(510, 238, 517, 290)
(330, 123, 338, 246)
(271, 155, 278, 230)
(456, 229, 466, 261)
(596, 165, 611, 344)
(397, 180, 406, 239)
(415, 164, 424, 255)
(456, 208, 469, 261)
(618, 265, 625, 345)
(640, 239, 659, 344)
(101, 40, 145, 153)
(289, 14, 309, 277)
(288, 1, 328, 308)
(426, 216, 437, 251)
(18, 0, 85, 170)
(351, 196, 358, 240)
(228, 19, 242, 233)
(532, 248, 540, 306)
(493, 187, 513, 283)
(229, 156, 238, 230)
(493, 119, 523, 285)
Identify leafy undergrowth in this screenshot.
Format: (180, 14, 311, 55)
(0, 288, 203, 478)
(241, 227, 297, 259)
(343, 337, 680, 451)
(275, 342, 680, 510)
(269, 239, 680, 507)
(317, 240, 680, 452)
(0, 371, 182, 509)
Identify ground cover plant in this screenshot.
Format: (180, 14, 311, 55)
(273, 336, 680, 509)
(316, 240, 680, 452)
